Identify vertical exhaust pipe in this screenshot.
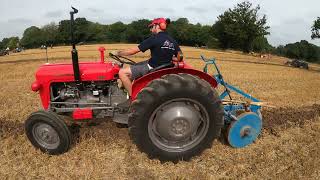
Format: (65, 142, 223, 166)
(70, 7, 83, 90)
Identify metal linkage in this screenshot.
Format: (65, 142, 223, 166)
(200, 55, 262, 119)
(201, 55, 233, 101)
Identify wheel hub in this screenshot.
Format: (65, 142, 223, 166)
(171, 119, 189, 136)
(154, 102, 200, 142)
(240, 126, 252, 137)
(149, 98, 209, 152)
(33, 123, 60, 149)
(227, 112, 262, 148)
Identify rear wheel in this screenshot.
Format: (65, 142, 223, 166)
(128, 73, 224, 162)
(25, 110, 71, 155)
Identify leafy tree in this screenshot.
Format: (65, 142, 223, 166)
(213, 1, 270, 53)
(252, 36, 273, 53)
(57, 18, 90, 44)
(21, 26, 44, 48)
(57, 20, 71, 44)
(286, 43, 300, 59)
(124, 19, 151, 43)
(74, 18, 90, 43)
(187, 24, 202, 45)
(0, 40, 4, 50)
(7, 37, 20, 49)
(0, 37, 19, 50)
(1, 38, 11, 48)
(42, 22, 59, 45)
(12, 2, 276, 52)
(198, 25, 215, 47)
(212, 21, 232, 49)
(105, 22, 127, 42)
(273, 45, 286, 56)
(86, 23, 107, 42)
(0, 38, 10, 50)
(311, 17, 320, 39)
(167, 18, 190, 45)
(275, 40, 320, 62)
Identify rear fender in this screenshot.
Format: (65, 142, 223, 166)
(131, 67, 218, 100)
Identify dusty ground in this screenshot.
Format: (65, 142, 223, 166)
(0, 44, 320, 179)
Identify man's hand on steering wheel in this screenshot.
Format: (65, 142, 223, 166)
(109, 51, 137, 65)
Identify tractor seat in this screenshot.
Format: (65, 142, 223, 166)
(148, 51, 184, 73)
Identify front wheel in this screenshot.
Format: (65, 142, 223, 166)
(25, 110, 71, 155)
(128, 74, 224, 162)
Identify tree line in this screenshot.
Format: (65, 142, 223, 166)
(1, 1, 319, 63)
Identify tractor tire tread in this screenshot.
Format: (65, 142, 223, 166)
(128, 73, 223, 162)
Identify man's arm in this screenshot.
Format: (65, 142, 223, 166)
(172, 42, 183, 61)
(117, 47, 141, 56)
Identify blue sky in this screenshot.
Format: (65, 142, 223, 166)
(0, 0, 319, 46)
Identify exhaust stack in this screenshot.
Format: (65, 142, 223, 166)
(70, 7, 82, 90)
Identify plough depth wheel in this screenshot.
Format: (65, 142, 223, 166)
(227, 112, 262, 148)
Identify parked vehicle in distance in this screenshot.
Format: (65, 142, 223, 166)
(285, 59, 309, 69)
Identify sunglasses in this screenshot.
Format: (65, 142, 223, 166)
(149, 24, 157, 29)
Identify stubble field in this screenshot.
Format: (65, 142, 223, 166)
(0, 44, 320, 179)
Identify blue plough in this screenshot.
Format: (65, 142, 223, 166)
(201, 55, 263, 148)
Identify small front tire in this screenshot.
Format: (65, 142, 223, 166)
(25, 110, 71, 155)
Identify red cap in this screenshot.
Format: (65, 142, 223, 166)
(148, 18, 167, 27)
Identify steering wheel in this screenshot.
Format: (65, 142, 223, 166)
(109, 53, 137, 65)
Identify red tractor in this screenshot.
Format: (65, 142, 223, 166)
(26, 8, 262, 162)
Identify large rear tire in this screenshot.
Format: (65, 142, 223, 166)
(25, 110, 71, 155)
(128, 73, 224, 162)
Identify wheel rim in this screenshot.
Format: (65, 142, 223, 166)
(148, 98, 210, 153)
(32, 122, 60, 149)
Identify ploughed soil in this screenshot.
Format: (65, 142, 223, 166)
(262, 104, 320, 135)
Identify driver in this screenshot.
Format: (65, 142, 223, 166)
(112, 18, 181, 98)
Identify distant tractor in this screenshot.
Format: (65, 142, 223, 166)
(285, 59, 309, 69)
